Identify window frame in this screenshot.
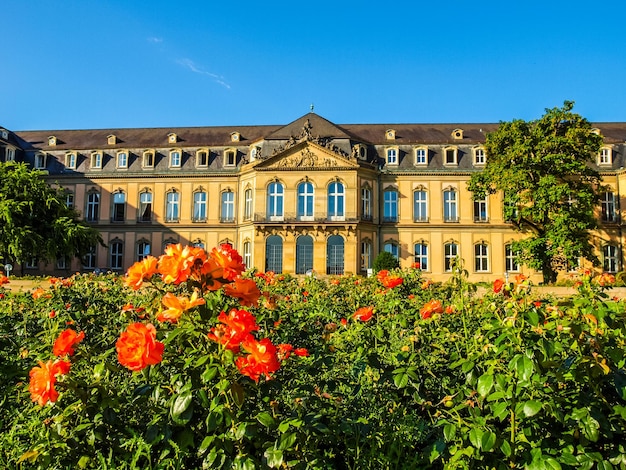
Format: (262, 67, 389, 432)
(111, 191, 126, 222)
(474, 243, 489, 272)
(386, 147, 398, 166)
(91, 151, 102, 169)
(473, 197, 488, 222)
(603, 244, 619, 273)
(473, 147, 486, 165)
(193, 190, 207, 222)
(116, 150, 128, 169)
(505, 244, 519, 273)
(165, 190, 180, 222)
(415, 147, 428, 165)
(443, 147, 458, 166)
(413, 189, 428, 222)
(138, 191, 152, 223)
(267, 181, 285, 221)
(444, 242, 458, 272)
(443, 188, 458, 222)
(327, 181, 345, 221)
(221, 191, 235, 223)
(414, 242, 428, 271)
(65, 152, 77, 169)
(383, 189, 399, 222)
(297, 181, 314, 221)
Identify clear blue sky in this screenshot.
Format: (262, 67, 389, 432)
(4, 0, 626, 130)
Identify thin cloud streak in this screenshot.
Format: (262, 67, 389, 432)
(147, 37, 163, 43)
(177, 58, 231, 89)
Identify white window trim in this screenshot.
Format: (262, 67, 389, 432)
(196, 148, 209, 168)
(169, 149, 182, 168)
(91, 151, 102, 169)
(142, 150, 155, 169)
(34, 152, 47, 169)
(65, 152, 77, 169)
(599, 147, 612, 166)
(414, 146, 428, 165)
(116, 150, 129, 169)
(473, 147, 486, 165)
(386, 147, 399, 165)
(224, 148, 237, 167)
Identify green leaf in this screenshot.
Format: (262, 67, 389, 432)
(477, 373, 494, 397)
(500, 440, 512, 457)
(394, 372, 409, 388)
(278, 431, 297, 450)
(443, 423, 456, 441)
(264, 448, 284, 468)
(170, 390, 193, 424)
(481, 430, 496, 452)
(523, 400, 542, 417)
(580, 414, 600, 442)
(257, 412, 275, 428)
(469, 428, 483, 449)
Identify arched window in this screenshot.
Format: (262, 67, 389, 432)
(384, 242, 399, 259)
(267, 181, 284, 221)
(266, 235, 283, 273)
(298, 182, 314, 221)
(137, 240, 151, 261)
(296, 235, 314, 274)
(327, 235, 344, 275)
(327, 181, 345, 221)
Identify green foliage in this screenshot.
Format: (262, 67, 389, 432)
(1, 261, 625, 468)
(468, 101, 604, 284)
(372, 251, 400, 272)
(0, 161, 102, 268)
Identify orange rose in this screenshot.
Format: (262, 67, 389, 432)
(157, 291, 205, 323)
(353, 306, 374, 322)
(52, 329, 85, 357)
(116, 323, 164, 371)
(235, 337, 281, 382)
(493, 278, 505, 294)
(125, 256, 158, 290)
(0, 275, 9, 285)
(158, 244, 200, 285)
(207, 308, 259, 352)
(29, 359, 71, 406)
(223, 277, 261, 307)
(420, 299, 444, 319)
(208, 244, 246, 281)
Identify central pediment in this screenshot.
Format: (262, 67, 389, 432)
(253, 141, 359, 170)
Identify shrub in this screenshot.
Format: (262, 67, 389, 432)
(372, 251, 399, 272)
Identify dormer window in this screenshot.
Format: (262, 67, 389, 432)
(48, 136, 57, 146)
(224, 149, 236, 167)
(169, 149, 182, 168)
(142, 150, 155, 168)
(599, 147, 613, 166)
(116, 150, 128, 169)
(443, 147, 458, 165)
(386, 147, 399, 165)
(354, 144, 367, 160)
(385, 129, 396, 140)
(5, 147, 15, 162)
(34, 152, 47, 169)
(414, 146, 428, 165)
(196, 148, 209, 167)
(249, 146, 259, 161)
(1, 129, 8, 140)
(473, 147, 486, 165)
(91, 151, 102, 169)
(168, 133, 178, 144)
(107, 134, 117, 145)
(230, 132, 240, 142)
(451, 128, 464, 140)
(65, 152, 77, 169)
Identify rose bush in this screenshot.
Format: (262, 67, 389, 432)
(0, 247, 624, 469)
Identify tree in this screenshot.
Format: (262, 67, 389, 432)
(0, 161, 103, 273)
(468, 101, 604, 284)
(373, 251, 400, 272)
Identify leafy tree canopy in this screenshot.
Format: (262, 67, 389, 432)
(468, 101, 604, 284)
(0, 161, 103, 270)
(373, 250, 400, 272)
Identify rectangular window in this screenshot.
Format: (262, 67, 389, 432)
(444, 243, 458, 272)
(56, 258, 67, 270)
(65, 192, 74, 209)
(383, 191, 398, 222)
(413, 190, 428, 222)
(166, 192, 180, 222)
(139, 192, 152, 222)
(415, 148, 427, 165)
(197, 150, 209, 167)
(475, 244, 489, 272)
(445, 148, 457, 165)
(599, 148, 612, 165)
(91, 152, 102, 169)
(474, 198, 488, 222)
(82, 245, 97, 269)
(602, 191, 617, 222)
(444, 190, 458, 222)
(117, 152, 128, 169)
(66, 153, 77, 169)
(361, 188, 372, 221)
(414, 243, 428, 271)
(112, 193, 125, 222)
(221, 192, 235, 222)
(244, 189, 253, 221)
(386, 148, 398, 165)
(6, 147, 15, 162)
(137, 242, 151, 262)
(474, 148, 486, 165)
(34, 153, 46, 169)
(143, 151, 154, 168)
(243, 241, 252, 269)
(225, 150, 236, 166)
(604, 245, 619, 273)
(170, 151, 181, 168)
(110, 242, 123, 270)
(505, 244, 519, 272)
(193, 192, 207, 222)
(361, 241, 372, 271)
(86, 193, 100, 222)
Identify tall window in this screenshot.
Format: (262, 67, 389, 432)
(243, 241, 252, 270)
(386, 148, 398, 165)
(327, 235, 344, 275)
(474, 197, 488, 222)
(415, 147, 427, 165)
(224, 150, 236, 166)
(604, 245, 619, 273)
(82, 245, 97, 269)
(361, 187, 372, 221)
(137, 241, 151, 261)
(444, 243, 458, 272)
(5, 147, 15, 162)
(91, 152, 102, 169)
(244, 188, 253, 221)
(110, 240, 123, 270)
(384, 242, 399, 259)
(361, 241, 372, 271)
(116, 151, 128, 169)
(221, 191, 235, 223)
(65, 153, 77, 169)
(474, 243, 489, 272)
(414, 243, 428, 271)
(599, 147, 612, 165)
(298, 182, 314, 221)
(165, 191, 180, 222)
(327, 181, 345, 220)
(383, 190, 398, 222)
(170, 150, 181, 168)
(444, 148, 457, 165)
(267, 182, 284, 221)
(112, 192, 125, 222)
(413, 190, 428, 222)
(34, 153, 46, 169)
(296, 235, 314, 274)
(602, 191, 617, 222)
(138, 192, 152, 222)
(86, 192, 100, 222)
(443, 189, 458, 222)
(193, 191, 207, 222)
(474, 148, 486, 165)
(505, 244, 519, 272)
(142, 151, 154, 168)
(196, 150, 209, 167)
(265, 235, 283, 273)
(65, 192, 74, 209)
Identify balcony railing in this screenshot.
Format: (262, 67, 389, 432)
(254, 212, 358, 224)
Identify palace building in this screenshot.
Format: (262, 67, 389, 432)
(1, 113, 625, 282)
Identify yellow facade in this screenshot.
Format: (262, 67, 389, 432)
(3, 114, 625, 282)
